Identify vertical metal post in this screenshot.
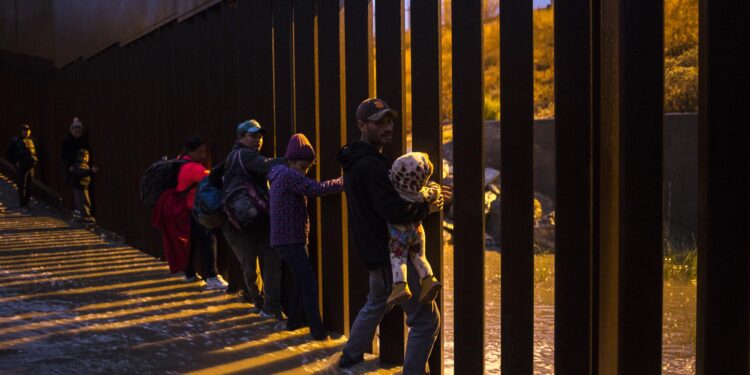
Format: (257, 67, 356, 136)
(590, 0, 601, 370)
(554, 0, 593, 373)
(500, 0, 535, 373)
(343, 0, 372, 338)
(236, 0, 256, 125)
(452, 0, 485, 373)
(375, 0, 405, 160)
(375, 0, 407, 364)
(410, 1, 443, 373)
(697, 0, 750, 373)
(221, 1, 240, 133)
(253, 0, 276, 155)
(273, 0, 294, 154)
(292, 0, 319, 294)
(207, 6, 224, 154)
(598, 0, 663, 373)
(316, 0, 347, 335)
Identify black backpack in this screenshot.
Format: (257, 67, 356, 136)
(140, 158, 188, 208)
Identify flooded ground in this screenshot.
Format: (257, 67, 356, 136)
(442, 245, 697, 374)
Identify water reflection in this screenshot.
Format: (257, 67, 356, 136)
(442, 245, 696, 374)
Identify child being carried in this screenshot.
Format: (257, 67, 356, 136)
(387, 152, 443, 306)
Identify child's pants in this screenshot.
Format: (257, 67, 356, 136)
(72, 187, 92, 219)
(388, 222, 434, 283)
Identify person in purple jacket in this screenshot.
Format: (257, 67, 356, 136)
(268, 133, 343, 340)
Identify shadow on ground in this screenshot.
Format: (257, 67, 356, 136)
(0, 174, 400, 374)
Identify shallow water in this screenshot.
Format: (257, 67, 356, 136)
(442, 245, 696, 374)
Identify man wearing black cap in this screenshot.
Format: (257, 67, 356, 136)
(221, 119, 287, 321)
(5, 124, 38, 210)
(336, 98, 444, 373)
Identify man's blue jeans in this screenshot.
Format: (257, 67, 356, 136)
(343, 261, 440, 374)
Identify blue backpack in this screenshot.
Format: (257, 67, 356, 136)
(193, 177, 225, 228)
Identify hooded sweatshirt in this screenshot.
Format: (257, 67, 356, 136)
(336, 141, 430, 270)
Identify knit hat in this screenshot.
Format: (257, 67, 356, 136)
(71, 117, 83, 131)
(236, 119, 265, 136)
(389, 152, 434, 194)
(285, 133, 315, 161)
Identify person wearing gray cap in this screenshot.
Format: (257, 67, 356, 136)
(5, 124, 38, 210)
(221, 119, 287, 321)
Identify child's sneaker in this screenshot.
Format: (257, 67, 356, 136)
(387, 282, 412, 306)
(183, 274, 199, 283)
(205, 275, 228, 290)
(418, 276, 442, 304)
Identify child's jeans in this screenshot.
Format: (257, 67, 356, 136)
(388, 222, 434, 283)
(72, 187, 92, 219)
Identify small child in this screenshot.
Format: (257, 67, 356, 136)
(68, 148, 98, 223)
(269, 133, 344, 340)
(387, 152, 443, 306)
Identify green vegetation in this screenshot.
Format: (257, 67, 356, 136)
(434, 0, 698, 121)
(664, 246, 698, 282)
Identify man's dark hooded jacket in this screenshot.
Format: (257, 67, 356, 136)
(337, 141, 429, 270)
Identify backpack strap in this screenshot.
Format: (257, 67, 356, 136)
(229, 148, 257, 178)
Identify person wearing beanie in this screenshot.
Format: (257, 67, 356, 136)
(5, 124, 38, 209)
(221, 119, 287, 320)
(268, 133, 343, 340)
(68, 148, 98, 223)
(385, 152, 443, 306)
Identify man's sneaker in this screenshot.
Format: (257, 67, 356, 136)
(338, 353, 364, 369)
(205, 275, 228, 290)
(387, 282, 412, 306)
(419, 276, 442, 304)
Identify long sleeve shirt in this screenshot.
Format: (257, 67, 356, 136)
(268, 164, 343, 247)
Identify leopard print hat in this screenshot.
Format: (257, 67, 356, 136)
(389, 152, 434, 194)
